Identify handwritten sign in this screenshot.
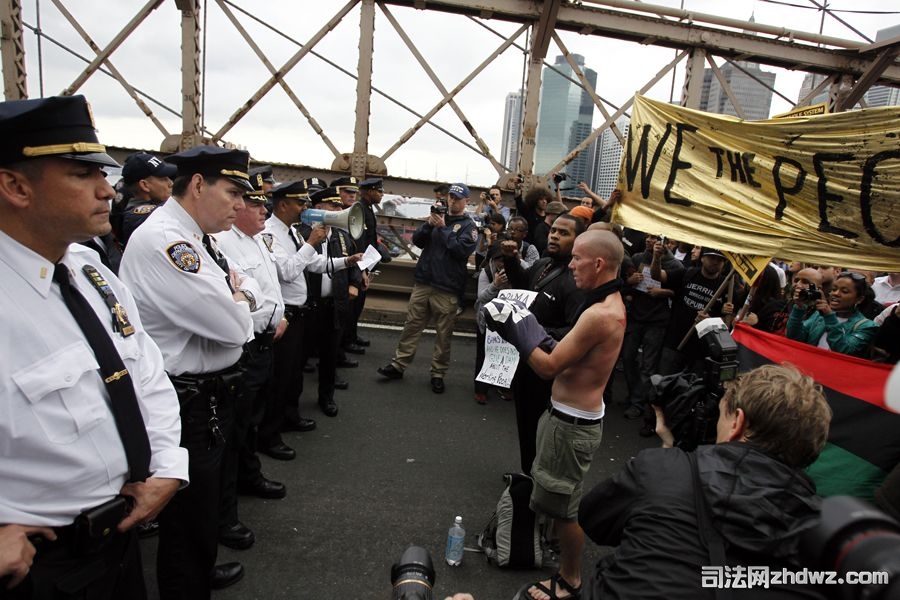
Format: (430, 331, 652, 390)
(476, 289, 538, 388)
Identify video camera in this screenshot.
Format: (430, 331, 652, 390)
(801, 496, 900, 600)
(650, 318, 738, 451)
(552, 172, 568, 185)
(391, 545, 435, 600)
(430, 203, 447, 216)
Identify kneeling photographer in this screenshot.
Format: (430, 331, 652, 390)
(577, 363, 832, 599)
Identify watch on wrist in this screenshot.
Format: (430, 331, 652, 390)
(240, 289, 257, 311)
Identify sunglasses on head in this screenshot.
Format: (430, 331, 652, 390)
(838, 271, 866, 282)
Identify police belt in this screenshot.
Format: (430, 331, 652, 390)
(168, 362, 241, 390)
(244, 328, 275, 356)
(283, 303, 312, 322)
(168, 364, 241, 447)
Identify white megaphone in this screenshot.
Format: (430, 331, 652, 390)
(300, 203, 365, 239)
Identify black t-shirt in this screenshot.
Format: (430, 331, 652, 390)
(663, 267, 727, 351)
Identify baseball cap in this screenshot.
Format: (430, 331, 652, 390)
(545, 201, 567, 215)
(701, 247, 727, 259)
(122, 152, 178, 184)
(448, 183, 470, 199)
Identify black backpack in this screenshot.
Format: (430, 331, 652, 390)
(476, 473, 549, 569)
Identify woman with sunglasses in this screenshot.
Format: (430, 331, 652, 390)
(786, 270, 879, 358)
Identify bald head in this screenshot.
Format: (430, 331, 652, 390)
(575, 230, 624, 275)
(793, 267, 823, 290)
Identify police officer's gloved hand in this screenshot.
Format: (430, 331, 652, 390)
(481, 298, 557, 356)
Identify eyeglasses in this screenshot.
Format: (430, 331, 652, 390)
(838, 271, 866, 283)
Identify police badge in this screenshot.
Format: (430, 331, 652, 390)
(166, 242, 201, 273)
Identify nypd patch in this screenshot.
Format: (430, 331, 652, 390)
(166, 242, 201, 273)
(261, 232, 274, 253)
(132, 204, 156, 215)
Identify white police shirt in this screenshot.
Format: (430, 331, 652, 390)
(216, 225, 285, 333)
(263, 216, 353, 305)
(0, 236, 188, 526)
(120, 199, 256, 375)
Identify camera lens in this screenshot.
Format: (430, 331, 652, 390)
(391, 546, 434, 600)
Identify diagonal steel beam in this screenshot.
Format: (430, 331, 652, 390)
(705, 53, 746, 120)
(212, 0, 358, 142)
(60, 0, 163, 96)
(552, 31, 625, 145)
(378, 2, 508, 175)
(547, 49, 688, 178)
(50, 0, 168, 137)
(1, 0, 27, 100)
(215, 0, 340, 158)
(380, 22, 528, 162)
(838, 40, 900, 112)
(531, 0, 560, 60)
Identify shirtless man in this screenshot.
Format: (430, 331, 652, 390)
(483, 230, 626, 600)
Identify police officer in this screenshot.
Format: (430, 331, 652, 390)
(258, 179, 324, 459)
(248, 165, 276, 196)
(215, 174, 288, 552)
(300, 187, 364, 417)
(331, 175, 366, 360)
(120, 145, 261, 598)
(0, 95, 187, 598)
(114, 151, 177, 247)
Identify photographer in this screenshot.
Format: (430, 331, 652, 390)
(578, 364, 832, 600)
(786, 271, 878, 359)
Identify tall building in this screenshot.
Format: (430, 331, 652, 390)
(592, 115, 630, 199)
(866, 25, 900, 108)
(798, 72, 830, 106)
(534, 54, 597, 196)
(500, 91, 523, 171)
(699, 60, 777, 120)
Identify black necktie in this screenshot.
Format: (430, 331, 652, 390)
(288, 226, 302, 251)
(202, 234, 233, 292)
(53, 264, 151, 482)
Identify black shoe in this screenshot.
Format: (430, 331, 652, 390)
(354, 336, 370, 347)
(238, 477, 287, 499)
(137, 519, 159, 539)
(377, 364, 403, 379)
(219, 522, 255, 550)
(319, 398, 339, 417)
(211, 562, 244, 590)
(334, 379, 349, 390)
(431, 377, 445, 394)
(336, 358, 359, 368)
(262, 442, 297, 461)
(281, 417, 316, 433)
(303, 363, 315, 373)
(344, 343, 366, 355)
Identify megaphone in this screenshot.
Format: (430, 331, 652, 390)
(300, 203, 365, 239)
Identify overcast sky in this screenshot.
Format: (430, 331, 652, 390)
(15, 0, 900, 187)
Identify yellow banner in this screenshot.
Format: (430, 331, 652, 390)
(613, 95, 900, 271)
(721, 251, 771, 285)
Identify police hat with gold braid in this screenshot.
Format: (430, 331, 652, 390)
(309, 186, 343, 207)
(271, 180, 313, 204)
(0, 95, 119, 167)
(166, 146, 253, 191)
(245, 171, 268, 205)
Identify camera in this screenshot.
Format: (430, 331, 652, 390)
(430, 203, 447, 216)
(650, 319, 738, 451)
(391, 545, 435, 600)
(798, 283, 822, 302)
(800, 496, 900, 600)
(552, 172, 568, 184)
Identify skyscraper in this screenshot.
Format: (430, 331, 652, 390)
(592, 115, 630, 199)
(866, 25, 900, 108)
(534, 54, 597, 195)
(500, 91, 523, 171)
(699, 60, 776, 120)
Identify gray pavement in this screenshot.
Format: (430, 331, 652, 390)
(143, 326, 658, 599)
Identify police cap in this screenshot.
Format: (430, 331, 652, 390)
(359, 177, 384, 192)
(249, 165, 276, 184)
(0, 95, 118, 167)
(309, 186, 342, 206)
(167, 146, 253, 191)
(122, 152, 178, 184)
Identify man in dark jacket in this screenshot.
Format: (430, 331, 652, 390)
(578, 363, 831, 600)
(377, 183, 477, 393)
(501, 213, 586, 472)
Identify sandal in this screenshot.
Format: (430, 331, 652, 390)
(513, 572, 581, 600)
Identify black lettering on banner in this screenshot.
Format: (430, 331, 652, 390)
(726, 150, 747, 183)
(741, 153, 761, 188)
(663, 123, 697, 206)
(772, 156, 806, 220)
(860, 149, 900, 247)
(812, 152, 859, 239)
(708, 146, 725, 178)
(624, 123, 672, 198)
(733, 254, 758, 280)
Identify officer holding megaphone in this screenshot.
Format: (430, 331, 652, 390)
(298, 187, 364, 418)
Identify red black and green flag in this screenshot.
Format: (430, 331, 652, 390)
(732, 323, 900, 502)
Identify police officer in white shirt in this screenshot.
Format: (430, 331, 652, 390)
(214, 174, 288, 552)
(0, 95, 187, 598)
(119, 145, 259, 597)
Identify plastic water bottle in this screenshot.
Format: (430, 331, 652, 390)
(445, 515, 465, 566)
